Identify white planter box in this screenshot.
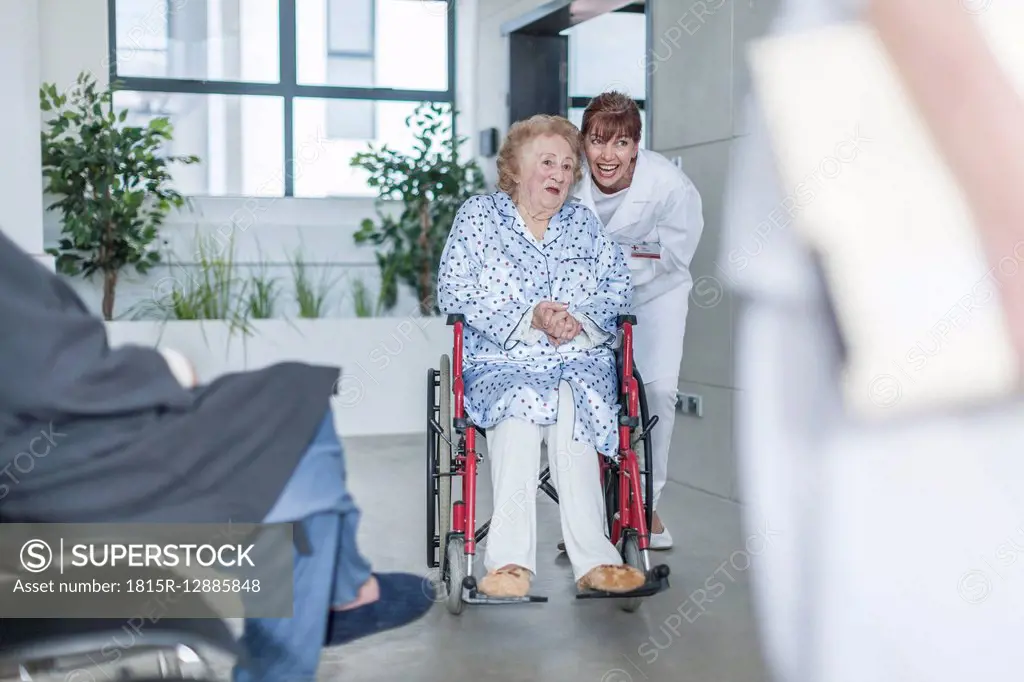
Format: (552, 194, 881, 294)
(104, 318, 453, 437)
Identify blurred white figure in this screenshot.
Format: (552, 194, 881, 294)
(726, 1, 1024, 681)
(159, 347, 198, 388)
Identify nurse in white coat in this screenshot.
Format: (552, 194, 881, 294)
(571, 91, 704, 549)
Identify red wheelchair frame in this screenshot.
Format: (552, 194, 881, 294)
(426, 313, 670, 615)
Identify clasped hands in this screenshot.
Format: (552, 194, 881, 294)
(532, 301, 582, 346)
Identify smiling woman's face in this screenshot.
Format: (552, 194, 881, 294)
(584, 129, 638, 193)
(515, 133, 576, 216)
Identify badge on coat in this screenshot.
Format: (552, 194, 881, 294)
(629, 242, 661, 259)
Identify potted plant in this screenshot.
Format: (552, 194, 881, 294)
(39, 71, 199, 320)
(351, 102, 487, 316)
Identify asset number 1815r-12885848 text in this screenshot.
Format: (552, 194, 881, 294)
(127, 578, 261, 593)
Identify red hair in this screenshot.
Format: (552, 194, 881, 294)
(580, 91, 642, 143)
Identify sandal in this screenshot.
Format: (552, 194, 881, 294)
(577, 564, 646, 593)
(479, 564, 532, 597)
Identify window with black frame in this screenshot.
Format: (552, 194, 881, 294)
(108, 0, 455, 198)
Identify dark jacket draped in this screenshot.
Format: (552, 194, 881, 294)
(0, 230, 339, 524)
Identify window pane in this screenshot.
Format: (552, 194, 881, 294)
(113, 91, 285, 197)
(327, 54, 374, 87)
(113, 0, 280, 83)
(329, 0, 373, 53)
(325, 56, 376, 138)
(327, 98, 376, 139)
(292, 98, 452, 197)
(296, 0, 448, 91)
(116, 0, 168, 50)
(566, 11, 646, 100)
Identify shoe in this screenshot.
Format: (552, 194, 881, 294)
(649, 527, 673, 550)
(577, 564, 646, 593)
(556, 540, 566, 553)
(478, 565, 531, 597)
(324, 573, 434, 647)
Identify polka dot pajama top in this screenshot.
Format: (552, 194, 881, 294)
(436, 191, 634, 455)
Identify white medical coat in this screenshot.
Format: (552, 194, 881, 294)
(436, 191, 632, 455)
(573, 149, 704, 383)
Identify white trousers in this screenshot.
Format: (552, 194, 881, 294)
(484, 381, 623, 582)
(632, 285, 690, 512)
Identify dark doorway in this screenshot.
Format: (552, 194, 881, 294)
(508, 33, 568, 124)
(503, 0, 643, 125)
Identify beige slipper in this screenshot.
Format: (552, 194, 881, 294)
(577, 564, 646, 593)
(479, 565, 531, 597)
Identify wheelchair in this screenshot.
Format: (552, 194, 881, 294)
(425, 313, 671, 615)
(0, 561, 240, 680)
(0, 617, 238, 681)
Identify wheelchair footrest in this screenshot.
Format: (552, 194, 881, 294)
(574, 564, 670, 600)
(463, 592, 549, 605)
(461, 577, 548, 604)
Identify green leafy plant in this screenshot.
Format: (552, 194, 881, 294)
(247, 267, 281, 320)
(349, 274, 376, 318)
(351, 102, 486, 316)
(289, 250, 340, 319)
(130, 232, 253, 338)
(40, 71, 200, 320)
(246, 242, 281, 319)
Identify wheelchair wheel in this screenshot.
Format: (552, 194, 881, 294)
(437, 355, 453, 562)
(603, 460, 619, 540)
(620, 530, 644, 613)
(426, 355, 454, 569)
(444, 534, 467, 615)
(633, 366, 655, 535)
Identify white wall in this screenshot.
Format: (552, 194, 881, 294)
(0, 1, 46, 257)
(39, 0, 110, 90)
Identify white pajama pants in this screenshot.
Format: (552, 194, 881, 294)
(484, 381, 623, 582)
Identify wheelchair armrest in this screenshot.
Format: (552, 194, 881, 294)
(616, 314, 637, 327)
(446, 313, 465, 325)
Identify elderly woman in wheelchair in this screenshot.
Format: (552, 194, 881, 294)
(435, 114, 648, 600)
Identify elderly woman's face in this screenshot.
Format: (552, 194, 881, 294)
(515, 133, 576, 215)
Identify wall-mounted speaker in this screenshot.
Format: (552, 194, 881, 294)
(479, 127, 500, 158)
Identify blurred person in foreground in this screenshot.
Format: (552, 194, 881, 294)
(726, 0, 1024, 681)
(0, 229, 433, 681)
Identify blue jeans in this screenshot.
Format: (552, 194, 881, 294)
(232, 409, 374, 682)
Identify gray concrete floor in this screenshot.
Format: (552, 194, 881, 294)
(313, 433, 769, 682)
